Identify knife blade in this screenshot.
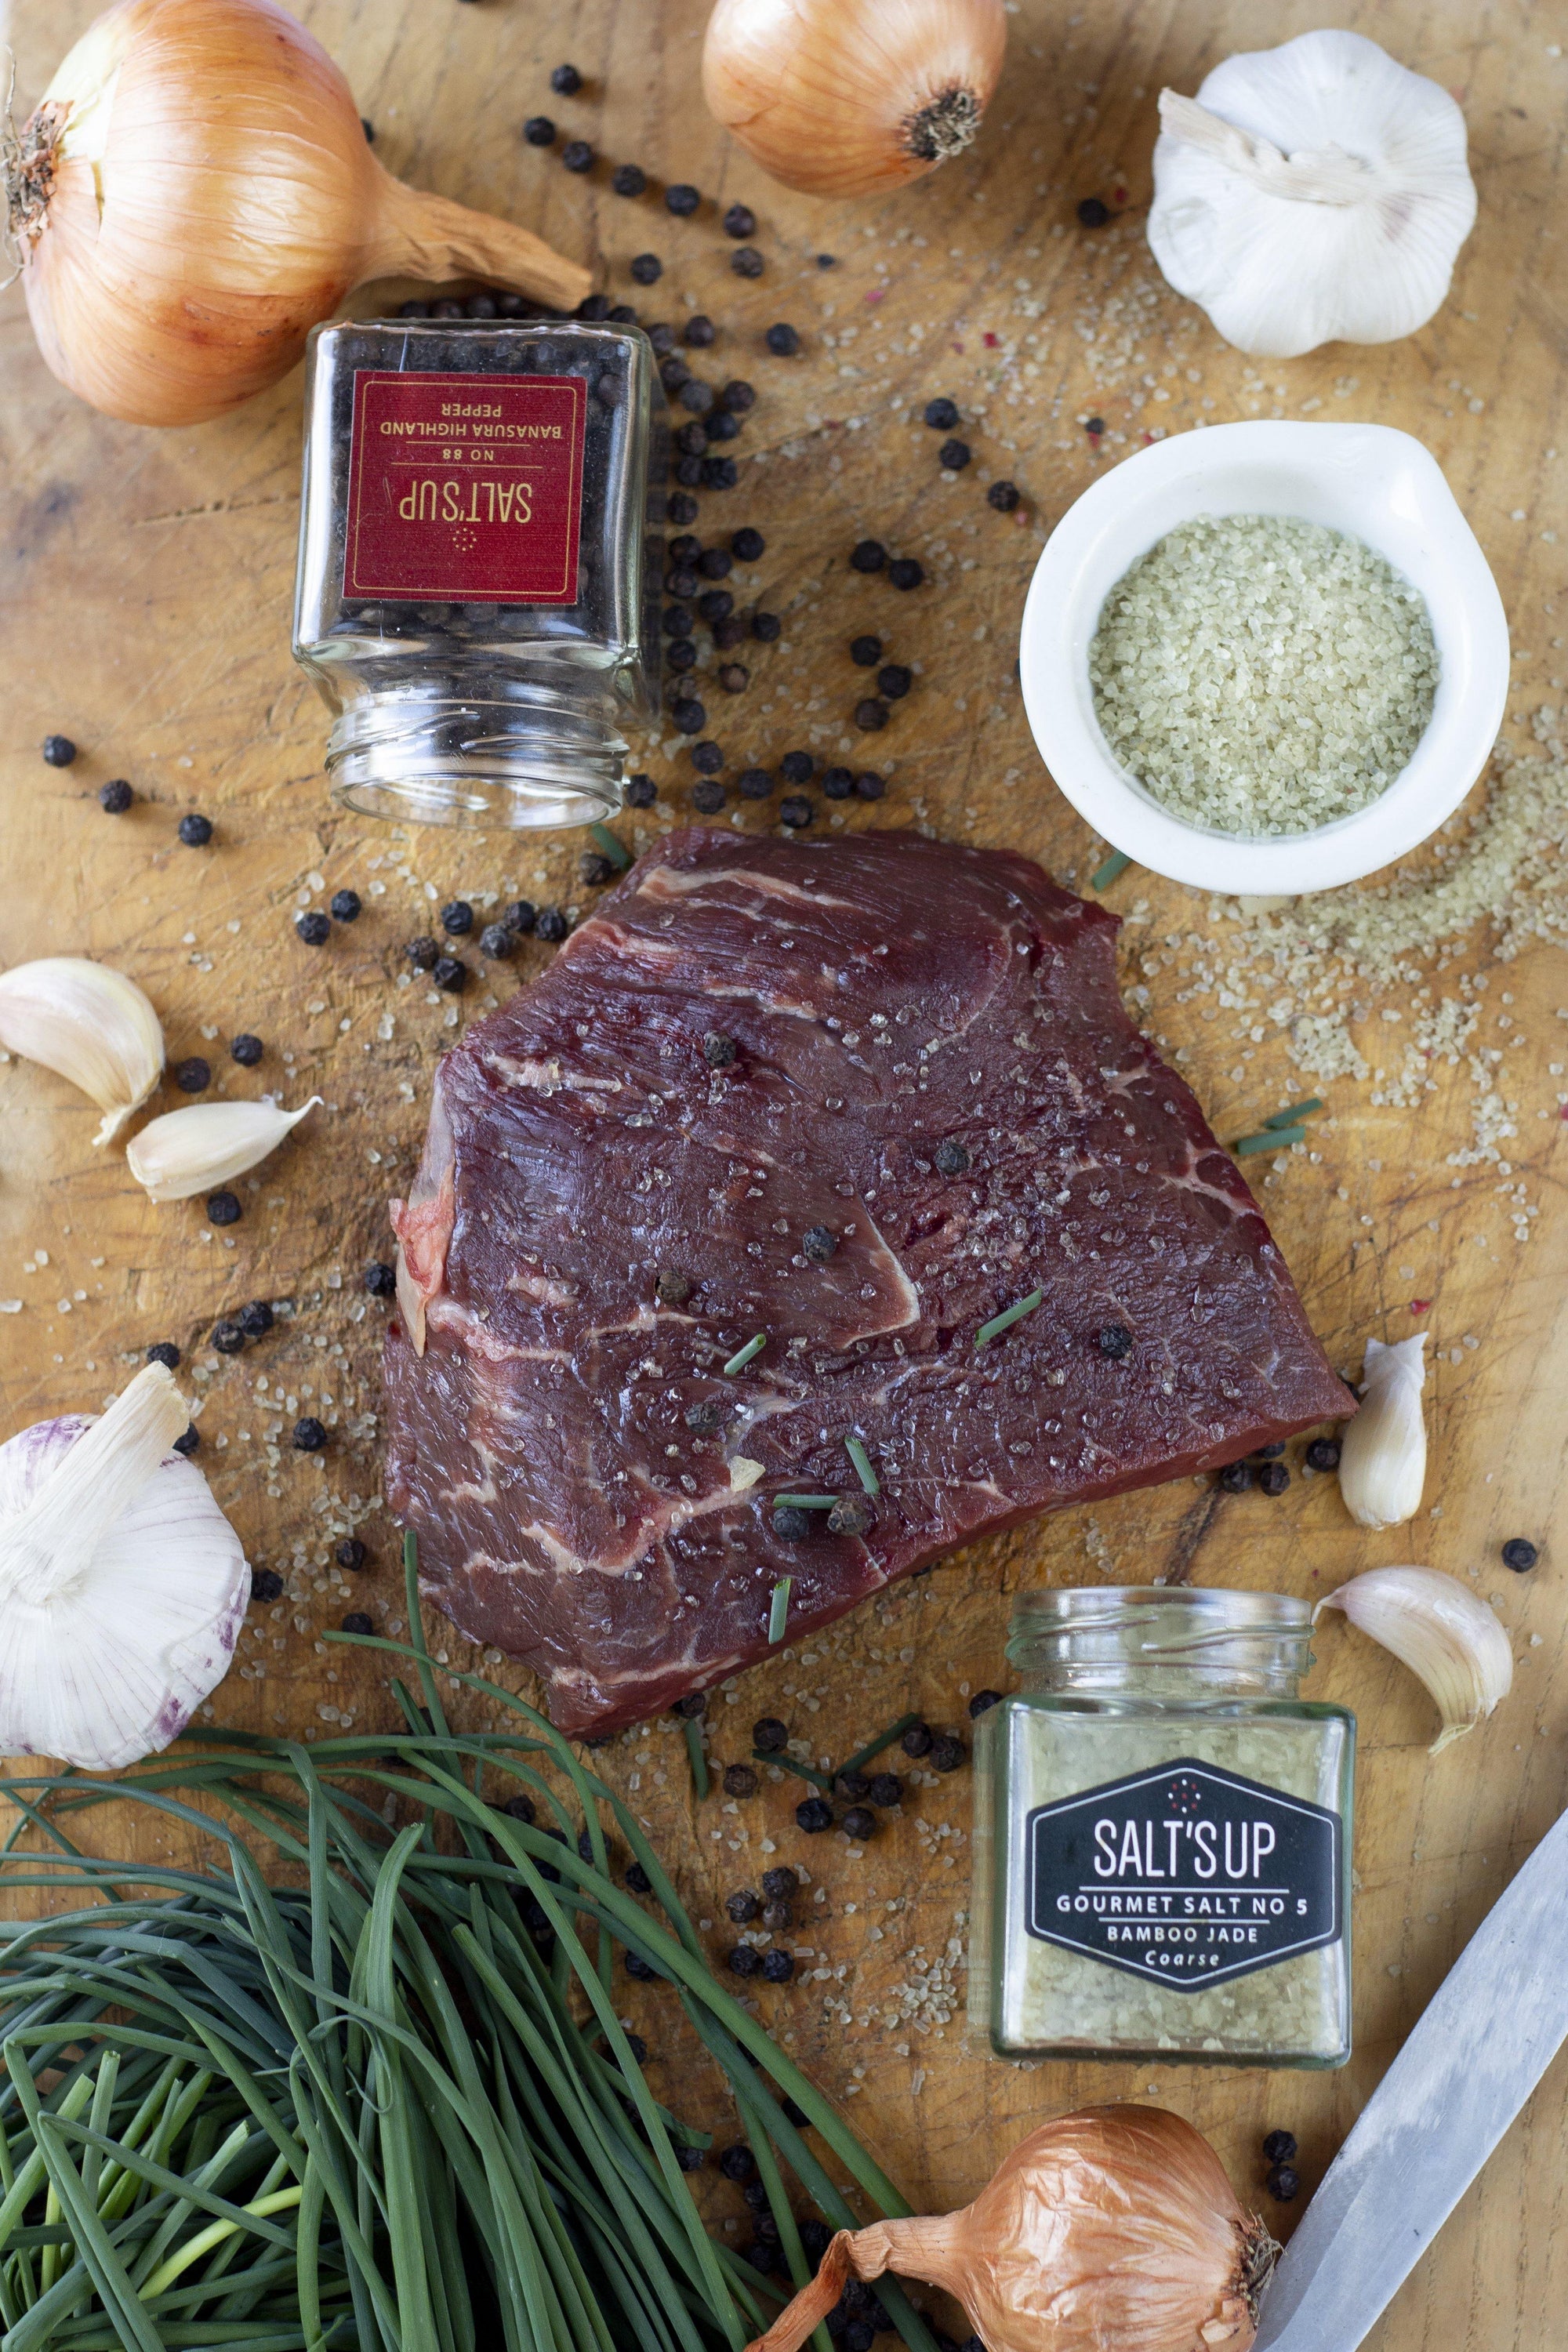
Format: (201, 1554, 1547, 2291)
(1253, 1802, 1568, 2352)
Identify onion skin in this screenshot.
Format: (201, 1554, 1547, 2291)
(702, 0, 1007, 198)
(18, 0, 592, 427)
(747, 2106, 1271, 2352)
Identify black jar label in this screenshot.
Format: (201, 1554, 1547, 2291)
(343, 370, 586, 604)
(1023, 1757, 1341, 1989)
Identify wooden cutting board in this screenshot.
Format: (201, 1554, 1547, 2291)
(4, 2, 1568, 2343)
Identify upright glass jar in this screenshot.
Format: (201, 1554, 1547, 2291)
(972, 1587, 1354, 2067)
(292, 318, 665, 829)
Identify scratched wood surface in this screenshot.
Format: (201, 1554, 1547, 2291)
(5, 0, 1568, 2343)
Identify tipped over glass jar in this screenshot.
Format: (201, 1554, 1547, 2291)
(292, 317, 666, 829)
(971, 1586, 1355, 2067)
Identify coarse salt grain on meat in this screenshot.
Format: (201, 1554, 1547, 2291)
(383, 828, 1351, 1733)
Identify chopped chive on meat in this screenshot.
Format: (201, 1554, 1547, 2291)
(975, 1286, 1044, 1348)
(723, 1333, 765, 1374)
(1235, 1125, 1307, 1156)
(768, 1576, 792, 1643)
(837, 1712, 920, 1780)
(844, 1436, 880, 1494)
(752, 1747, 833, 1788)
(1262, 1098, 1323, 1128)
(684, 1715, 710, 1797)
(773, 1494, 837, 1508)
(1091, 848, 1131, 891)
(590, 820, 632, 870)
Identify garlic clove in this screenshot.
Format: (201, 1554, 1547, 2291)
(1337, 1332, 1426, 1530)
(125, 1096, 321, 1203)
(1148, 29, 1477, 358)
(0, 1363, 249, 1771)
(1315, 1566, 1512, 1755)
(0, 956, 164, 1145)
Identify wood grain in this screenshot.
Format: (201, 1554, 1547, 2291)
(4, 3, 1568, 2345)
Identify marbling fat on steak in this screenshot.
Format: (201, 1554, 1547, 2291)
(384, 828, 1351, 1733)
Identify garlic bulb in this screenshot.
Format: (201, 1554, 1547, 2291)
(1337, 1333, 1426, 1530)
(1316, 1565, 1512, 1754)
(749, 2105, 1273, 2352)
(1148, 30, 1477, 358)
(0, 956, 163, 1145)
(126, 1096, 321, 1202)
(16, 0, 590, 429)
(702, 0, 1007, 198)
(0, 1363, 249, 1769)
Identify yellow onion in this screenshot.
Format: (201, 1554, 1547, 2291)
(11, 0, 592, 427)
(702, 0, 1007, 198)
(748, 2107, 1275, 2352)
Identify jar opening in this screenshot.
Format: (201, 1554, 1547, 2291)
(1007, 1584, 1313, 1695)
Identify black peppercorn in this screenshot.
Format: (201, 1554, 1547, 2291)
(775, 749, 811, 784)
(626, 772, 657, 807)
(296, 910, 330, 946)
(608, 303, 638, 324)
(630, 252, 662, 284)
(739, 767, 773, 799)
(987, 480, 1021, 512)
(667, 563, 701, 598)
(851, 539, 887, 573)
(731, 245, 764, 277)
(400, 299, 429, 317)
(550, 62, 583, 93)
(660, 354, 691, 394)
(666, 183, 701, 215)
(624, 1949, 657, 1980)
(466, 296, 499, 320)
(480, 922, 515, 958)
(929, 1733, 967, 1772)
(329, 887, 361, 922)
(341, 1610, 374, 1636)
(851, 633, 884, 666)
(523, 114, 555, 144)
(667, 490, 699, 526)
(704, 1031, 738, 1066)
(1219, 1460, 1252, 1493)
(698, 545, 734, 579)
(1097, 1324, 1133, 1359)
(1266, 2165, 1300, 2202)
(822, 767, 855, 799)
(1085, 414, 1105, 434)
(561, 140, 594, 172)
(147, 1340, 181, 1370)
(698, 586, 734, 622)
(675, 2143, 706, 2172)
(837, 1769, 870, 1801)
(212, 1320, 245, 1355)
(855, 771, 886, 800)
(172, 1425, 201, 1456)
(1305, 1436, 1342, 1472)
(753, 1717, 789, 1754)
(238, 1299, 274, 1337)
(772, 1505, 812, 1540)
(692, 780, 726, 814)
(336, 1537, 366, 1570)
(405, 935, 439, 970)
(99, 779, 133, 813)
(175, 1056, 210, 1092)
(731, 525, 765, 560)
(866, 1771, 902, 1806)
(718, 663, 750, 693)
(877, 663, 912, 700)
(934, 1138, 971, 1174)
(667, 638, 699, 671)
(293, 1417, 328, 1452)
(887, 557, 924, 590)
(535, 907, 570, 943)
(1258, 1461, 1290, 1497)
(721, 379, 757, 413)
(612, 162, 647, 196)
(365, 1261, 397, 1296)
(229, 1033, 264, 1066)
(579, 854, 615, 889)
(855, 699, 888, 731)
(779, 796, 813, 829)
(723, 202, 757, 238)
(751, 610, 782, 641)
(795, 1795, 833, 1832)
(252, 1567, 283, 1602)
(828, 1495, 873, 1537)
(720, 2143, 758, 2182)
(671, 696, 706, 733)
(901, 1721, 933, 1757)
(800, 2220, 832, 2261)
(724, 1763, 759, 1798)
(690, 739, 724, 773)
(761, 1864, 799, 1899)
(702, 456, 739, 489)
(726, 1945, 762, 1977)
(1250, 1441, 1287, 1460)
(441, 899, 474, 935)
(684, 314, 717, 349)
(1077, 195, 1110, 227)
(207, 1190, 241, 1226)
(924, 397, 960, 429)
(42, 734, 77, 766)
(764, 323, 799, 355)
(685, 1399, 724, 1432)
(726, 1889, 761, 1923)
(1503, 1537, 1540, 1571)
(1262, 2129, 1298, 2165)
(802, 1224, 838, 1261)
(938, 438, 971, 470)
(968, 1690, 1001, 1719)
(655, 1269, 692, 1304)
(433, 956, 468, 993)
(760, 1948, 794, 1983)
(504, 899, 537, 935)
(841, 1806, 876, 1842)
(626, 1860, 652, 1892)
(178, 812, 212, 847)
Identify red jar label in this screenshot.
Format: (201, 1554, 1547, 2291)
(343, 370, 586, 604)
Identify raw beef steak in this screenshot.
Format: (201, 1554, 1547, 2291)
(384, 828, 1350, 1733)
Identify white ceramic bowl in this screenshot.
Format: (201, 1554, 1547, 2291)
(1018, 421, 1509, 895)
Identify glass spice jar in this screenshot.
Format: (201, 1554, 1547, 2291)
(292, 318, 666, 829)
(971, 1587, 1354, 2067)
